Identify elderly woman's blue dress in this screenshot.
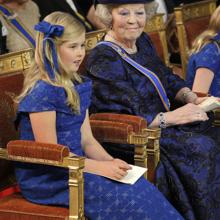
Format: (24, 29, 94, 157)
(86, 33, 220, 220)
(15, 79, 183, 220)
(186, 33, 220, 97)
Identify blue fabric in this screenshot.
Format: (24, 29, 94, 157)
(86, 32, 220, 220)
(15, 79, 183, 220)
(34, 21, 64, 38)
(98, 41, 170, 111)
(186, 35, 220, 97)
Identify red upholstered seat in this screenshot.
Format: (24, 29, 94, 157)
(0, 193, 68, 220)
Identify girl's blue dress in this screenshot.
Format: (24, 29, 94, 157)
(86, 33, 220, 220)
(15, 79, 183, 220)
(186, 33, 220, 96)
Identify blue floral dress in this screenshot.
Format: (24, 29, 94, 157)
(86, 33, 220, 220)
(187, 33, 220, 97)
(15, 79, 183, 220)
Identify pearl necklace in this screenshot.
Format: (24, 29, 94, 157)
(105, 33, 137, 54)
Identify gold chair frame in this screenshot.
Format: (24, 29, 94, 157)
(0, 143, 85, 220)
(174, 0, 217, 79)
(85, 29, 106, 52)
(0, 48, 33, 75)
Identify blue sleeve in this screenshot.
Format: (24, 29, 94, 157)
(18, 81, 58, 113)
(193, 43, 220, 73)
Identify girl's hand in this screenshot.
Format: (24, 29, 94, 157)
(98, 158, 132, 180)
(166, 103, 209, 126)
(194, 96, 210, 105)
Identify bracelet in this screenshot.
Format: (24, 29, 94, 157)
(158, 112, 167, 129)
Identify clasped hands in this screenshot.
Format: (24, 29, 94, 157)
(167, 97, 211, 126)
(170, 96, 220, 126)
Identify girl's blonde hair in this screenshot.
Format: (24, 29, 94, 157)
(95, 2, 158, 28)
(17, 11, 85, 113)
(191, 5, 220, 54)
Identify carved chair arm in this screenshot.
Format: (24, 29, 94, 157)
(90, 119, 134, 144)
(6, 140, 70, 162)
(0, 140, 85, 220)
(90, 113, 147, 133)
(90, 113, 161, 182)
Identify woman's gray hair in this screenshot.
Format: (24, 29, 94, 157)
(95, 1, 158, 28)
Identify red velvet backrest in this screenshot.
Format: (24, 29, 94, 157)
(0, 72, 24, 191)
(185, 16, 210, 48)
(148, 32, 164, 61)
(0, 72, 24, 146)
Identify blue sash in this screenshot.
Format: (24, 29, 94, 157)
(98, 41, 170, 111)
(0, 4, 35, 48)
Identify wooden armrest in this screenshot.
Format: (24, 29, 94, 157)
(0, 140, 85, 219)
(0, 140, 84, 168)
(90, 114, 161, 182)
(90, 119, 134, 144)
(90, 113, 147, 133)
(7, 140, 69, 162)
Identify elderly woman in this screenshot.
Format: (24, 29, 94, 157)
(86, 0, 220, 220)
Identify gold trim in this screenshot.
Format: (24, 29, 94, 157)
(85, 29, 106, 52)
(129, 133, 148, 178)
(0, 48, 33, 75)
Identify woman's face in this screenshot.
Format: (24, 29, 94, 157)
(59, 33, 86, 73)
(111, 4, 146, 42)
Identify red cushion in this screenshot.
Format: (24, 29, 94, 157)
(0, 193, 68, 220)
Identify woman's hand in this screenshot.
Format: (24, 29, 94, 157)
(97, 159, 132, 180)
(166, 103, 209, 126)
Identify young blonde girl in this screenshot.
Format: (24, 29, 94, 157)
(187, 6, 220, 97)
(15, 11, 183, 220)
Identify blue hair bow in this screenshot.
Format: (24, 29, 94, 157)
(34, 21, 64, 80)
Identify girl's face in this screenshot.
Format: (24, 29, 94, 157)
(111, 4, 146, 43)
(59, 33, 86, 73)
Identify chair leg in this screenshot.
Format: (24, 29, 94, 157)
(143, 128, 161, 183)
(134, 143, 147, 179)
(68, 157, 85, 220)
(146, 137, 160, 183)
